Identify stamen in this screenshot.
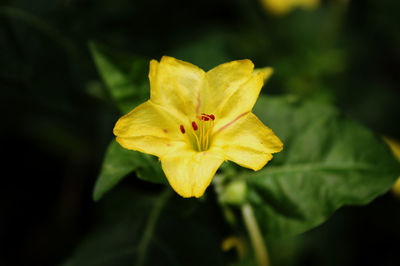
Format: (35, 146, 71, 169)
(188, 113, 216, 151)
(200, 115, 209, 121)
(190, 128, 201, 151)
(192, 121, 198, 131)
(180, 125, 185, 134)
(204, 116, 214, 150)
(200, 113, 215, 121)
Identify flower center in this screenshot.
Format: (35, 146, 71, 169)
(179, 113, 215, 151)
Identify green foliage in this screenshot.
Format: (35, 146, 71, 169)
(232, 95, 400, 239)
(90, 42, 166, 201)
(64, 187, 231, 266)
(89, 41, 150, 114)
(93, 140, 166, 201)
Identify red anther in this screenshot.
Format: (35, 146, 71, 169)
(192, 121, 198, 131)
(180, 125, 185, 134)
(200, 113, 214, 121)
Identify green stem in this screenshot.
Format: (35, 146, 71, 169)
(242, 204, 270, 266)
(135, 189, 172, 266)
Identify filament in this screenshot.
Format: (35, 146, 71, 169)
(180, 113, 215, 151)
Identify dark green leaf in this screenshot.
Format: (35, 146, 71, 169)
(64, 187, 231, 266)
(93, 140, 166, 201)
(89, 41, 149, 114)
(239, 95, 400, 239)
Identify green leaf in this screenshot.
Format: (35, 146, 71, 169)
(93, 140, 166, 201)
(239, 95, 400, 239)
(89, 41, 149, 114)
(64, 187, 231, 266)
(89, 42, 166, 201)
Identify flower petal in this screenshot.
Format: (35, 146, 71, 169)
(254, 67, 274, 82)
(214, 72, 265, 129)
(161, 149, 224, 198)
(202, 59, 254, 114)
(212, 112, 283, 171)
(114, 100, 187, 157)
(149, 56, 205, 119)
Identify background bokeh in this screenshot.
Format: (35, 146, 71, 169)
(1, 0, 399, 265)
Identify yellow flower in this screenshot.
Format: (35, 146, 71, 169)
(261, 0, 320, 16)
(113, 56, 283, 198)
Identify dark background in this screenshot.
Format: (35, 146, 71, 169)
(1, 0, 399, 265)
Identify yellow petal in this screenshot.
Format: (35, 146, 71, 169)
(215, 72, 265, 129)
(393, 178, 400, 198)
(114, 100, 187, 157)
(161, 148, 224, 198)
(383, 136, 400, 160)
(116, 136, 186, 159)
(261, 0, 319, 15)
(382, 137, 400, 197)
(203, 59, 254, 114)
(254, 67, 274, 83)
(213, 112, 283, 171)
(149, 56, 205, 119)
(260, 0, 293, 15)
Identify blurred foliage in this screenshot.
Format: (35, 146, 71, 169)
(1, 0, 400, 265)
(63, 187, 232, 266)
(89, 42, 150, 114)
